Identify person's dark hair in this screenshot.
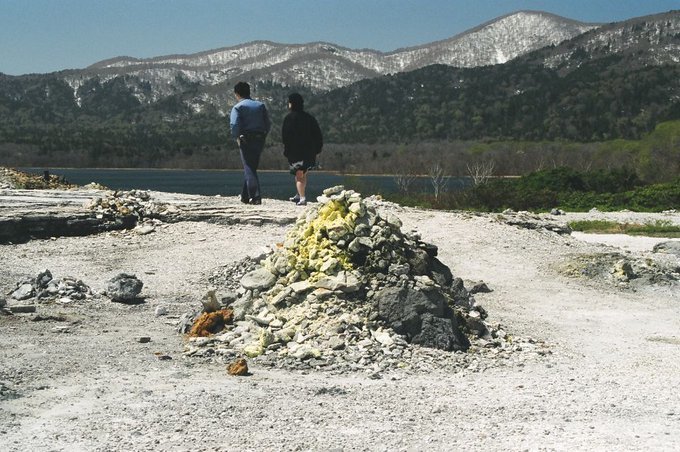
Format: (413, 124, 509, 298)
(288, 92, 304, 111)
(234, 81, 251, 98)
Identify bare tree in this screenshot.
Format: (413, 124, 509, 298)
(577, 159, 593, 172)
(393, 172, 418, 194)
(466, 160, 496, 186)
(428, 163, 449, 200)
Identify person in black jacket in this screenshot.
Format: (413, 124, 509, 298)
(281, 93, 323, 206)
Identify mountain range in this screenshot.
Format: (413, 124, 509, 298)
(73, 10, 598, 97)
(0, 9, 679, 169)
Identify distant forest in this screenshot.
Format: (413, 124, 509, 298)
(1, 54, 679, 183)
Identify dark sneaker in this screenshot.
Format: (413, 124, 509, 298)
(249, 198, 262, 205)
(289, 194, 300, 202)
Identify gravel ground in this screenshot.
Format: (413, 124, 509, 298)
(1, 196, 679, 451)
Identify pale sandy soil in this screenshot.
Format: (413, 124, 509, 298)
(1, 194, 679, 451)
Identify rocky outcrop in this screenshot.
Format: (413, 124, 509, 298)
(0, 188, 297, 244)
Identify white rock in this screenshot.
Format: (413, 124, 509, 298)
(372, 330, 395, 346)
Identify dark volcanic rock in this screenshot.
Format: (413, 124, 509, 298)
(107, 273, 144, 302)
(374, 286, 469, 351)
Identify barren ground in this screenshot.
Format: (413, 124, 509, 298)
(1, 192, 679, 451)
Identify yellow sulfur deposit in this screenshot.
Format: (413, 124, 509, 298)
(283, 198, 356, 281)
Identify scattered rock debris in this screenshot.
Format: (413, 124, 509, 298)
(7, 269, 93, 307)
(86, 190, 173, 222)
(498, 210, 572, 235)
(559, 252, 680, 288)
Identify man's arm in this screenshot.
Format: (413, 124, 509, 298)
(229, 106, 240, 138)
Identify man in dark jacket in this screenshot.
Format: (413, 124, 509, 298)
(281, 93, 323, 206)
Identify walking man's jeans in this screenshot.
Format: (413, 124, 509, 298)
(238, 136, 265, 203)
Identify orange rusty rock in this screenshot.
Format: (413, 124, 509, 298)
(187, 308, 234, 337)
(227, 358, 249, 376)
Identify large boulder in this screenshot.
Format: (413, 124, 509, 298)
(107, 273, 143, 302)
(373, 286, 469, 351)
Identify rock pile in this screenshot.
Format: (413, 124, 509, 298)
(6, 270, 149, 307)
(8, 269, 93, 304)
(87, 190, 174, 221)
(183, 186, 538, 374)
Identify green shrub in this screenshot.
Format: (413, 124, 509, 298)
(569, 219, 680, 237)
(411, 169, 680, 212)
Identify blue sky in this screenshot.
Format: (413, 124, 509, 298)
(1, 0, 678, 75)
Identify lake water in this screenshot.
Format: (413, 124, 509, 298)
(21, 168, 470, 200)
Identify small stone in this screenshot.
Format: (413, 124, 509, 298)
(136, 336, 151, 343)
(8, 305, 37, 313)
(293, 346, 321, 360)
(245, 314, 271, 326)
(201, 290, 221, 313)
(36, 270, 53, 288)
(227, 358, 249, 376)
(290, 280, 312, 293)
(469, 281, 492, 294)
(154, 305, 168, 316)
(372, 330, 394, 346)
(319, 257, 339, 273)
(259, 329, 275, 348)
(322, 185, 345, 196)
(385, 213, 402, 229)
(241, 268, 277, 291)
(11, 283, 35, 301)
(51, 326, 70, 333)
(243, 344, 264, 358)
(135, 225, 155, 235)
